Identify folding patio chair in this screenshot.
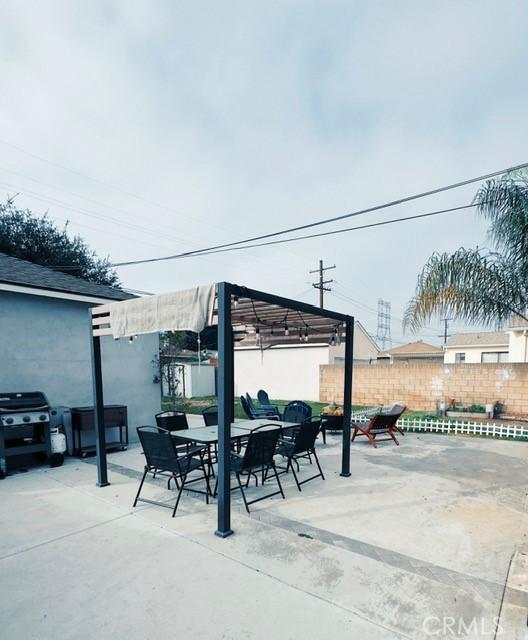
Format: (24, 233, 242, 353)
(134, 426, 212, 517)
(155, 411, 188, 431)
(351, 413, 400, 448)
(275, 419, 324, 491)
(215, 423, 285, 513)
(202, 405, 218, 426)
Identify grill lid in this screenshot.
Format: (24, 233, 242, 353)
(0, 391, 49, 413)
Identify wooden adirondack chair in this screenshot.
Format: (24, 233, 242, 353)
(351, 413, 400, 448)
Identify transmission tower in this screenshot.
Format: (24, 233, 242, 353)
(376, 299, 392, 350)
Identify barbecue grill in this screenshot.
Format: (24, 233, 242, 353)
(0, 391, 64, 478)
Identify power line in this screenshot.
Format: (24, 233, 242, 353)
(106, 160, 528, 266)
(112, 201, 479, 266)
(0, 142, 313, 266)
(0, 179, 307, 285)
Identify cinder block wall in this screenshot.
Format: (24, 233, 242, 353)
(320, 363, 528, 415)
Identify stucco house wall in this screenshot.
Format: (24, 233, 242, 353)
(444, 345, 508, 364)
(1, 290, 160, 442)
(508, 329, 528, 363)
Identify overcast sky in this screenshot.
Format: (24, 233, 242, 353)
(1, 1, 527, 345)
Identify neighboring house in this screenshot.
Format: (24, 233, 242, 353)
(234, 321, 379, 401)
(445, 322, 528, 364)
(0, 253, 160, 442)
(444, 332, 509, 364)
(507, 316, 528, 363)
(378, 340, 443, 364)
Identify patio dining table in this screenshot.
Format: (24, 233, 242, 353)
(172, 420, 300, 445)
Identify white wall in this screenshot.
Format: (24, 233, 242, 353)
(234, 345, 329, 401)
(184, 364, 215, 397)
(444, 345, 508, 364)
(508, 330, 528, 363)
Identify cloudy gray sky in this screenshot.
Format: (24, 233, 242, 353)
(1, 1, 527, 345)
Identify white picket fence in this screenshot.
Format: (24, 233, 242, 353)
(349, 411, 528, 440)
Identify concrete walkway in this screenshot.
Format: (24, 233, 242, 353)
(1, 427, 527, 639)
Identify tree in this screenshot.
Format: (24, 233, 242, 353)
(0, 198, 120, 287)
(404, 172, 528, 331)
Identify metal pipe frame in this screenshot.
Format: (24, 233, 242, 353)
(90, 281, 354, 534)
(215, 282, 234, 537)
(90, 333, 110, 487)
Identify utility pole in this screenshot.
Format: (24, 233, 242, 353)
(310, 260, 335, 308)
(439, 318, 452, 345)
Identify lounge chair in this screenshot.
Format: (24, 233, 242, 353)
(241, 394, 279, 420)
(383, 403, 407, 436)
(351, 413, 400, 448)
(257, 389, 281, 418)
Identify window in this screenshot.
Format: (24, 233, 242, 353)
(455, 352, 465, 363)
(481, 352, 509, 363)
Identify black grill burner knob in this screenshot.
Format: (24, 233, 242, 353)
(39, 415, 47, 421)
(5, 417, 13, 424)
(23, 416, 30, 422)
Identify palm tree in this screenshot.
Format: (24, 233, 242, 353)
(404, 172, 528, 332)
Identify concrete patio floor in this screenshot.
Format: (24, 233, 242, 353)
(1, 421, 527, 639)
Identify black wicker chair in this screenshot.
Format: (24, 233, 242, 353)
(134, 426, 211, 517)
(282, 400, 312, 424)
(215, 423, 285, 513)
(275, 419, 324, 491)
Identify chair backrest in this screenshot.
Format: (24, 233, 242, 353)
(257, 389, 272, 407)
(245, 393, 259, 411)
(367, 413, 396, 432)
(155, 411, 188, 432)
(320, 414, 343, 430)
(386, 404, 406, 419)
(241, 424, 281, 469)
(283, 400, 312, 424)
(291, 419, 321, 455)
(137, 426, 179, 471)
(240, 395, 254, 419)
(202, 405, 218, 426)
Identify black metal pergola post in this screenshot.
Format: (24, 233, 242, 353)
(90, 281, 354, 537)
(340, 317, 354, 477)
(215, 282, 234, 537)
(90, 332, 109, 487)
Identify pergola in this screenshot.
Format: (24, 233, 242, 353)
(90, 282, 354, 537)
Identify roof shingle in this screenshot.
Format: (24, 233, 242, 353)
(0, 252, 133, 301)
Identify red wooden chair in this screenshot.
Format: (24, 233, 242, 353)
(351, 413, 400, 448)
(384, 403, 407, 436)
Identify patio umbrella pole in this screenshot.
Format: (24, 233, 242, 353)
(340, 317, 354, 477)
(215, 282, 234, 537)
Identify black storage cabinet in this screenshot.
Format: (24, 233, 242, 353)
(71, 405, 128, 457)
